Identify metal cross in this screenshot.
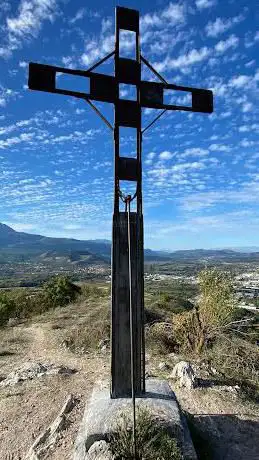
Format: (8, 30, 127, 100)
(28, 6, 213, 398)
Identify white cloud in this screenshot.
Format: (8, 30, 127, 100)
(180, 180, 259, 212)
(239, 124, 259, 133)
(0, 86, 18, 107)
(171, 161, 206, 172)
(140, 2, 187, 31)
(196, 0, 217, 9)
(69, 8, 86, 24)
(0, 47, 11, 58)
(215, 34, 239, 53)
(181, 148, 209, 158)
(245, 60, 255, 68)
(5, 222, 37, 232)
(205, 14, 245, 37)
(159, 151, 173, 160)
(1, 0, 59, 57)
(0, 132, 35, 149)
(101, 18, 112, 34)
(154, 47, 210, 72)
(229, 75, 251, 88)
(19, 60, 27, 68)
(242, 102, 253, 113)
(81, 34, 114, 66)
(209, 144, 230, 152)
(145, 151, 156, 164)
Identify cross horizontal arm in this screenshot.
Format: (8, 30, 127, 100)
(29, 62, 213, 114)
(28, 63, 116, 103)
(140, 81, 213, 113)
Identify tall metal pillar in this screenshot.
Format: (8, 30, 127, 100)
(111, 7, 145, 398)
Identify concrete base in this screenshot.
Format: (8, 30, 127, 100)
(74, 379, 197, 460)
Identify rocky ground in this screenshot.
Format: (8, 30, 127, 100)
(0, 300, 258, 459)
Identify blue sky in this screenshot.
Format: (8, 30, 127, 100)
(0, 0, 258, 250)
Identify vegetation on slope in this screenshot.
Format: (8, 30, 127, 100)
(0, 276, 81, 326)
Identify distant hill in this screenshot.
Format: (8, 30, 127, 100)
(1, 223, 259, 264)
(0, 223, 110, 264)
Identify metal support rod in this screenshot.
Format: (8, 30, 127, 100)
(84, 98, 113, 131)
(85, 50, 115, 74)
(141, 55, 168, 85)
(126, 196, 137, 459)
(142, 109, 167, 135)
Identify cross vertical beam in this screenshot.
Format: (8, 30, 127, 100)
(111, 6, 145, 398)
(27, 4, 213, 401)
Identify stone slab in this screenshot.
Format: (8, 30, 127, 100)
(74, 379, 197, 460)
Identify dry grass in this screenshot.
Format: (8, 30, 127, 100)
(109, 408, 183, 460)
(63, 294, 110, 353)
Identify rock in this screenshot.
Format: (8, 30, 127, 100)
(210, 367, 217, 375)
(87, 440, 114, 459)
(170, 361, 197, 389)
(26, 394, 77, 460)
(213, 385, 240, 394)
(158, 362, 169, 371)
(0, 362, 76, 387)
(166, 352, 178, 361)
(145, 370, 155, 378)
(98, 339, 109, 350)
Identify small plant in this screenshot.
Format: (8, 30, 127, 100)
(109, 408, 183, 460)
(42, 276, 81, 308)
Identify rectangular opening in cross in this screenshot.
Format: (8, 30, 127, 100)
(119, 30, 136, 60)
(164, 89, 192, 107)
(119, 83, 137, 101)
(119, 180, 137, 212)
(57, 73, 90, 94)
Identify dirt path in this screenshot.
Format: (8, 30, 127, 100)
(0, 302, 110, 459)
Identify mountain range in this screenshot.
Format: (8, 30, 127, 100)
(1, 223, 259, 264)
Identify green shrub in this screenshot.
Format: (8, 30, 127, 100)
(0, 292, 16, 326)
(109, 408, 183, 460)
(197, 268, 236, 331)
(42, 276, 81, 308)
